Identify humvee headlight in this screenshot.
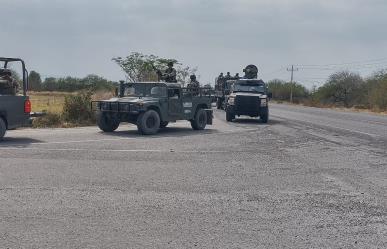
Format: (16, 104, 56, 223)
(260, 98, 267, 107)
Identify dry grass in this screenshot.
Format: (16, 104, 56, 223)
(29, 90, 114, 114)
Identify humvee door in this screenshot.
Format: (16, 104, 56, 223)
(167, 88, 182, 116)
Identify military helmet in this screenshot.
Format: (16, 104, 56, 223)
(190, 74, 196, 80)
(167, 61, 174, 67)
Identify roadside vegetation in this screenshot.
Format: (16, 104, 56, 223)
(268, 70, 387, 112)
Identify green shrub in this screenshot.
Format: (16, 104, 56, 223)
(62, 91, 95, 124)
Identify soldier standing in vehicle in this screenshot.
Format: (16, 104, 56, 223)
(187, 74, 200, 95)
(157, 62, 177, 83)
(234, 73, 240, 79)
(225, 72, 232, 80)
(0, 69, 19, 95)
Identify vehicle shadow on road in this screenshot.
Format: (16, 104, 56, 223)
(0, 137, 43, 147)
(231, 118, 281, 125)
(99, 126, 218, 138)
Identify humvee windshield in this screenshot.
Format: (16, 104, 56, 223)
(124, 83, 167, 98)
(232, 80, 266, 94)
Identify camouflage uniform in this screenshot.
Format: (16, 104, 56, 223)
(187, 75, 200, 95)
(0, 70, 19, 95)
(158, 62, 177, 83)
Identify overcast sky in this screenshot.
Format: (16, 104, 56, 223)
(1, 0, 387, 87)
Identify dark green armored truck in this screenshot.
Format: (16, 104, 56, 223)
(225, 65, 272, 123)
(93, 82, 213, 135)
(0, 57, 32, 140)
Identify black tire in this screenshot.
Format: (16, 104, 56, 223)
(0, 117, 6, 140)
(260, 108, 269, 123)
(97, 112, 120, 132)
(137, 110, 160, 135)
(160, 121, 169, 128)
(191, 108, 207, 130)
(226, 110, 235, 122)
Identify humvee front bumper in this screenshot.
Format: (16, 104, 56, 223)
(91, 101, 143, 114)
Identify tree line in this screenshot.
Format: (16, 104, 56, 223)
(28, 71, 116, 92)
(268, 70, 387, 111)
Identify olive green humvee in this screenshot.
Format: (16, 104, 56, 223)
(93, 82, 213, 135)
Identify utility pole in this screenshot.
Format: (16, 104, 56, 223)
(287, 65, 298, 103)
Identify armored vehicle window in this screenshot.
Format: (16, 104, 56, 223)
(168, 88, 180, 99)
(124, 83, 162, 97)
(151, 86, 167, 97)
(233, 81, 266, 93)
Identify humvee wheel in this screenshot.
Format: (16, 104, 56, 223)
(137, 110, 160, 135)
(226, 110, 235, 122)
(191, 108, 207, 130)
(0, 117, 6, 140)
(160, 121, 169, 128)
(260, 108, 269, 123)
(97, 112, 120, 132)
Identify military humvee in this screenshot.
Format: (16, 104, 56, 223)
(224, 65, 272, 123)
(93, 82, 213, 135)
(0, 57, 32, 140)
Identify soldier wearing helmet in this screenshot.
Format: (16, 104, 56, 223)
(187, 74, 200, 95)
(0, 69, 19, 95)
(157, 61, 177, 83)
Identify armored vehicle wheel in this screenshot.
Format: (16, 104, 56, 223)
(260, 108, 269, 123)
(226, 110, 235, 122)
(191, 108, 207, 130)
(137, 110, 160, 135)
(160, 121, 169, 128)
(97, 112, 120, 132)
(0, 117, 6, 140)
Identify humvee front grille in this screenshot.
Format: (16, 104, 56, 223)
(235, 96, 260, 114)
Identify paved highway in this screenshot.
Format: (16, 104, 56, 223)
(0, 104, 386, 248)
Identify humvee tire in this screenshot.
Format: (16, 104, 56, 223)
(137, 110, 160, 135)
(97, 112, 120, 132)
(160, 121, 169, 128)
(226, 110, 235, 122)
(0, 117, 6, 140)
(191, 108, 207, 130)
(260, 107, 269, 123)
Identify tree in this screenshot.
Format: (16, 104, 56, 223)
(314, 71, 363, 107)
(28, 71, 42, 91)
(112, 52, 197, 85)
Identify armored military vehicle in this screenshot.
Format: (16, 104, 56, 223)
(93, 82, 213, 135)
(224, 65, 272, 123)
(0, 57, 32, 140)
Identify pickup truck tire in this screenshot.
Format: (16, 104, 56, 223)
(260, 108, 269, 123)
(191, 108, 207, 130)
(137, 110, 160, 135)
(97, 112, 120, 132)
(226, 110, 235, 122)
(160, 121, 169, 128)
(0, 117, 6, 140)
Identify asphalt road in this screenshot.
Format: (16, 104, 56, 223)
(0, 104, 386, 249)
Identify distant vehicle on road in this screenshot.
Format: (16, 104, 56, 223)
(93, 82, 213, 135)
(224, 65, 272, 123)
(0, 57, 32, 140)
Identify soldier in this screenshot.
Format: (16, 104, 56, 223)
(187, 74, 200, 95)
(225, 72, 232, 80)
(234, 73, 240, 79)
(0, 69, 19, 95)
(157, 62, 177, 83)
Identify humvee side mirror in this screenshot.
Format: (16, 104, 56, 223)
(268, 92, 273, 99)
(119, 80, 125, 97)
